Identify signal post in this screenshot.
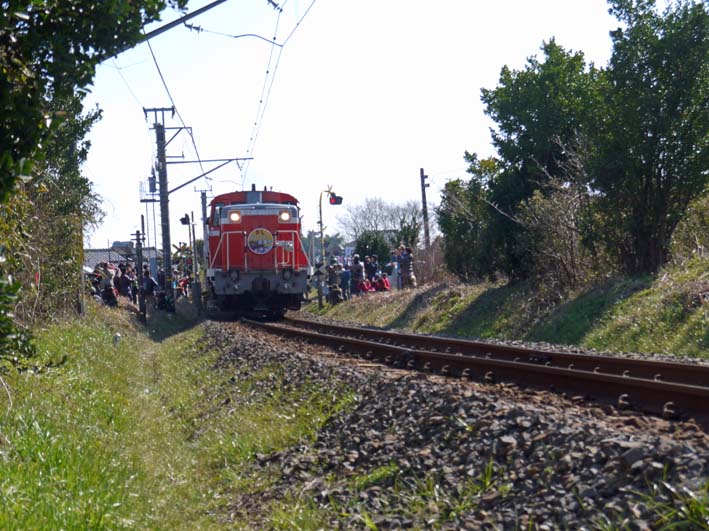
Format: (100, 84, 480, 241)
(316, 186, 343, 309)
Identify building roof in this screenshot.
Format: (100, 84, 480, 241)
(84, 247, 159, 270)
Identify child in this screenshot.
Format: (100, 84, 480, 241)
(376, 273, 391, 292)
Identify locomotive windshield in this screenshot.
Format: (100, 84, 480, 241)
(221, 203, 298, 221)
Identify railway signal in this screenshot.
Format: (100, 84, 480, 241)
(328, 193, 343, 205)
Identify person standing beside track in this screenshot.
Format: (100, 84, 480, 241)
(400, 246, 417, 289)
(143, 269, 159, 314)
(350, 254, 364, 296)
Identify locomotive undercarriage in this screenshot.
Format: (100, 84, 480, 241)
(209, 268, 307, 317)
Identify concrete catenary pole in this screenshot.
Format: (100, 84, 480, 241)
(420, 168, 431, 250)
(145, 106, 175, 310)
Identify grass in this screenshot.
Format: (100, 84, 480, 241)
(0, 300, 356, 530)
(268, 496, 333, 531)
(304, 257, 709, 360)
(3, 252, 708, 529)
(351, 463, 400, 491)
(581, 259, 709, 357)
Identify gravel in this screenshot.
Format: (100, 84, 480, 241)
(213, 321, 709, 530)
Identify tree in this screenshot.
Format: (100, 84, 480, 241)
(354, 231, 391, 266)
(435, 155, 500, 280)
(476, 39, 602, 280)
(5, 94, 105, 323)
(1, 0, 187, 200)
(338, 198, 425, 247)
(0, 0, 187, 357)
(590, 0, 709, 273)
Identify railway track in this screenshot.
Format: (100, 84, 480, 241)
(243, 316, 709, 426)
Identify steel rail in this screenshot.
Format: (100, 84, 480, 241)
(283, 316, 709, 387)
(245, 319, 709, 425)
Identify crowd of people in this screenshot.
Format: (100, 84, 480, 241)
(89, 261, 192, 311)
(323, 245, 417, 305)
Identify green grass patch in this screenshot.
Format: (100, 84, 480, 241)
(582, 260, 709, 358)
(351, 463, 400, 491)
(304, 257, 709, 359)
(267, 495, 334, 531)
(202, 372, 356, 472)
(0, 301, 357, 530)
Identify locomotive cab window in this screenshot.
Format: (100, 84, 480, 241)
(212, 203, 224, 226)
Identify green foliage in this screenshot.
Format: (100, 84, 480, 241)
(0, 271, 35, 362)
(352, 463, 400, 491)
(644, 480, 709, 530)
(671, 188, 709, 263)
(3, 96, 104, 324)
(0, 0, 187, 354)
(591, 0, 709, 273)
(355, 230, 392, 263)
(0, 0, 188, 199)
(478, 39, 601, 280)
(440, 0, 708, 282)
(515, 177, 597, 291)
(435, 156, 501, 280)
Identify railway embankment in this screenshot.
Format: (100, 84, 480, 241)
(0, 257, 707, 529)
(304, 256, 709, 361)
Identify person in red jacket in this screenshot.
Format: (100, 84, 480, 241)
(359, 277, 372, 293)
(375, 273, 392, 292)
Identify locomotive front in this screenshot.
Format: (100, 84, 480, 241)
(206, 187, 310, 316)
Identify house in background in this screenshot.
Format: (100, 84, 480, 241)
(84, 241, 159, 275)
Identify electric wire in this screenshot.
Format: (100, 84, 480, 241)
(240, 9, 283, 185)
(281, 0, 316, 47)
(183, 23, 283, 47)
(110, 59, 144, 108)
(240, 0, 318, 184)
(146, 40, 209, 185)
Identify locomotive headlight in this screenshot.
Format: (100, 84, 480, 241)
(278, 210, 291, 222)
(282, 267, 293, 280)
(229, 211, 241, 223)
(229, 269, 240, 281)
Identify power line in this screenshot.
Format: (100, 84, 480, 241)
(109, 59, 144, 108)
(183, 23, 283, 47)
(240, 10, 284, 185)
(146, 40, 208, 183)
(240, 0, 318, 184)
(281, 0, 316, 47)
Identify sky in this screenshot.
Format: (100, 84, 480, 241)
(83, 0, 623, 250)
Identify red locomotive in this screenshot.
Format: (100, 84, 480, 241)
(206, 185, 311, 317)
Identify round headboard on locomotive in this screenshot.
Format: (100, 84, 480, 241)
(206, 184, 311, 317)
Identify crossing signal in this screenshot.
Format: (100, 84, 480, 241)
(328, 193, 343, 205)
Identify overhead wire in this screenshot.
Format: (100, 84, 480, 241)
(183, 23, 283, 47)
(240, 0, 318, 185)
(238, 4, 284, 184)
(109, 59, 144, 108)
(146, 40, 209, 185)
(143, 0, 317, 190)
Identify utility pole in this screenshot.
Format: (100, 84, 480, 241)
(145, 106, 175, 310)
(317, 190, 326, 309)
(135, 224, 146, 324)
(190, 211, 202, 315)
(200, 191, 208, 273)
(420, 168, 431, 250)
